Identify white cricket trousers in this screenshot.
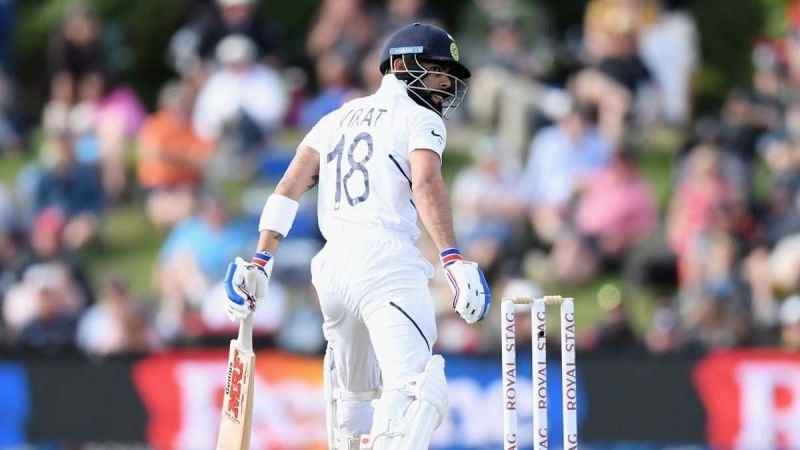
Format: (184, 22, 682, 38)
(310, 226, 437, 439)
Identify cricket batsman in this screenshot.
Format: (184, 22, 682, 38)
(222, 22, 491, 449)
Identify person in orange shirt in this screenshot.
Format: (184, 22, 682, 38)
(137, 80, 212, 228)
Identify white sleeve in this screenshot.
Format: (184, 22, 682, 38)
(242, 67, 288, 130)
(299, 112, 334, 153)
(192, 79, 221, 140)
(407, 108, 447, 157)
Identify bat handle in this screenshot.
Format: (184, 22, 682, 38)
(237, 315, 254, 353)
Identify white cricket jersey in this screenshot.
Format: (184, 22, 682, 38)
(299, 74, 447, 243)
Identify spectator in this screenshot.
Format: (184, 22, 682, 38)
(193, 34, 287, 155)
(358, 45, 385, 94)
(768, 233, 800, 294)
(76, 276, 161, 357)
(452, 136, 525, 270)
(548, 150, 656, 284)
(138, 80, 212, 228)
(6, 261, 86, 354)
(741, 114, 800, 322)
(686, 231, 750, 309)
(759, 102, 800, 201)
(575, 0, 653, 146)
(199, 0, 281, 66)
(1, 209, 92, 348)
(0, 182, 13, 233)
(679, 232, 753, 350)
(0, 227, 29, 306)
(784, 24, 800, 93)
(43, 68, 145, 201)
(0, 184, 29, 302)
(42, 71, 76, 138)
(575, 150, 657, 255)
(478, 16, 543, 78)
(742, 246, 779, 328)
(0, 68, 21, 154)
(299, 51, 354, 130)
(521, 103, 613, 244)
(679, 288, 750, 350)
(0, 0, 12, 72)
(645, 298, 681, 353)
(33, 133, 103, 250)
(638, 0, 700, 125)
(637, 0, 699, 124)
(92, 74, 147, 202)
(25, 208, 92, 299)
(666, 143, 732, 283)
(47, 6, 106, 101)
(582, 302, 639, 350)
(307, 0, 377, 79)
(716, 89, 767, 180)
(377, 0, 431, 34)
(749, 41, 784, 131)
(155, 192, 254, 338)
(58, 71, 105, 172)
(468, 16, 570, 161)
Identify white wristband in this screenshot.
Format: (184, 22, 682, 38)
(258, 194, 299, 236)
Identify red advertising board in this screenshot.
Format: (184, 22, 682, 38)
(693, 349, 800, 450)
(132, 349, 327, 450)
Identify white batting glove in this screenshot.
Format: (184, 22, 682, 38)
(223, 252, 272, 322)
(441, 248, 491, 324)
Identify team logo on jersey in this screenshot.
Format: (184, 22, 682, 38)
(450, 42, 459, 61)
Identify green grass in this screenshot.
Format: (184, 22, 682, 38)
(0, 154, 27, 185)
(83, 203, 162, 301)
(533, 270, 659, 338)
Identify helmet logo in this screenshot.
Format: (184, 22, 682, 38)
(450, 42, 459, 61)
(390, 46, 424, 55)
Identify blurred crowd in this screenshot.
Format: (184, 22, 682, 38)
(0, 0, 797, 358)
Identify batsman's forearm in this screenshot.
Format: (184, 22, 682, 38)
(256, 230, 284, 254)
(273, 166, 319, 200)
(413, 179, 458, 251)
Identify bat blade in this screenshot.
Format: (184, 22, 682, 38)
(217, 316, 255, 450)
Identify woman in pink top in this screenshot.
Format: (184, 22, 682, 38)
(576, 150, 657, 255)
(666, 144, 732, 284)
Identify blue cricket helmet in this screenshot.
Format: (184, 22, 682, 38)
(379, 23, 470, 80)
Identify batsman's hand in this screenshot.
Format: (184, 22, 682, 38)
(223, 252, 272, 322)
(440, 248, 491, 324)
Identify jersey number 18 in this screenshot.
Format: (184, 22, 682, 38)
(327, 132, 373, 210)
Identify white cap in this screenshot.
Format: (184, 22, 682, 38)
(217, 0, 253, 7)
(780, 295, 800, 326)
(24, 263, 66, 292)
(502, 278, 542, 301)
(215, 34, 256, 65)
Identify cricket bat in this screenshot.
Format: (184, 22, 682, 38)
(217, 315, 255, 450)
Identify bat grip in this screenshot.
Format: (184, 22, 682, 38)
(237, 315, 254, 353)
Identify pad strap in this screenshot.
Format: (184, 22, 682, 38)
(258, 194, 299, 236)
(332, 387, 381, 402)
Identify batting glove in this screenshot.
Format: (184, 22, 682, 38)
(223, 252, 272, 322)
(441, 248, 491, 324)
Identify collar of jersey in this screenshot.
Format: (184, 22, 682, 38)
(377, 74, 409, 96)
